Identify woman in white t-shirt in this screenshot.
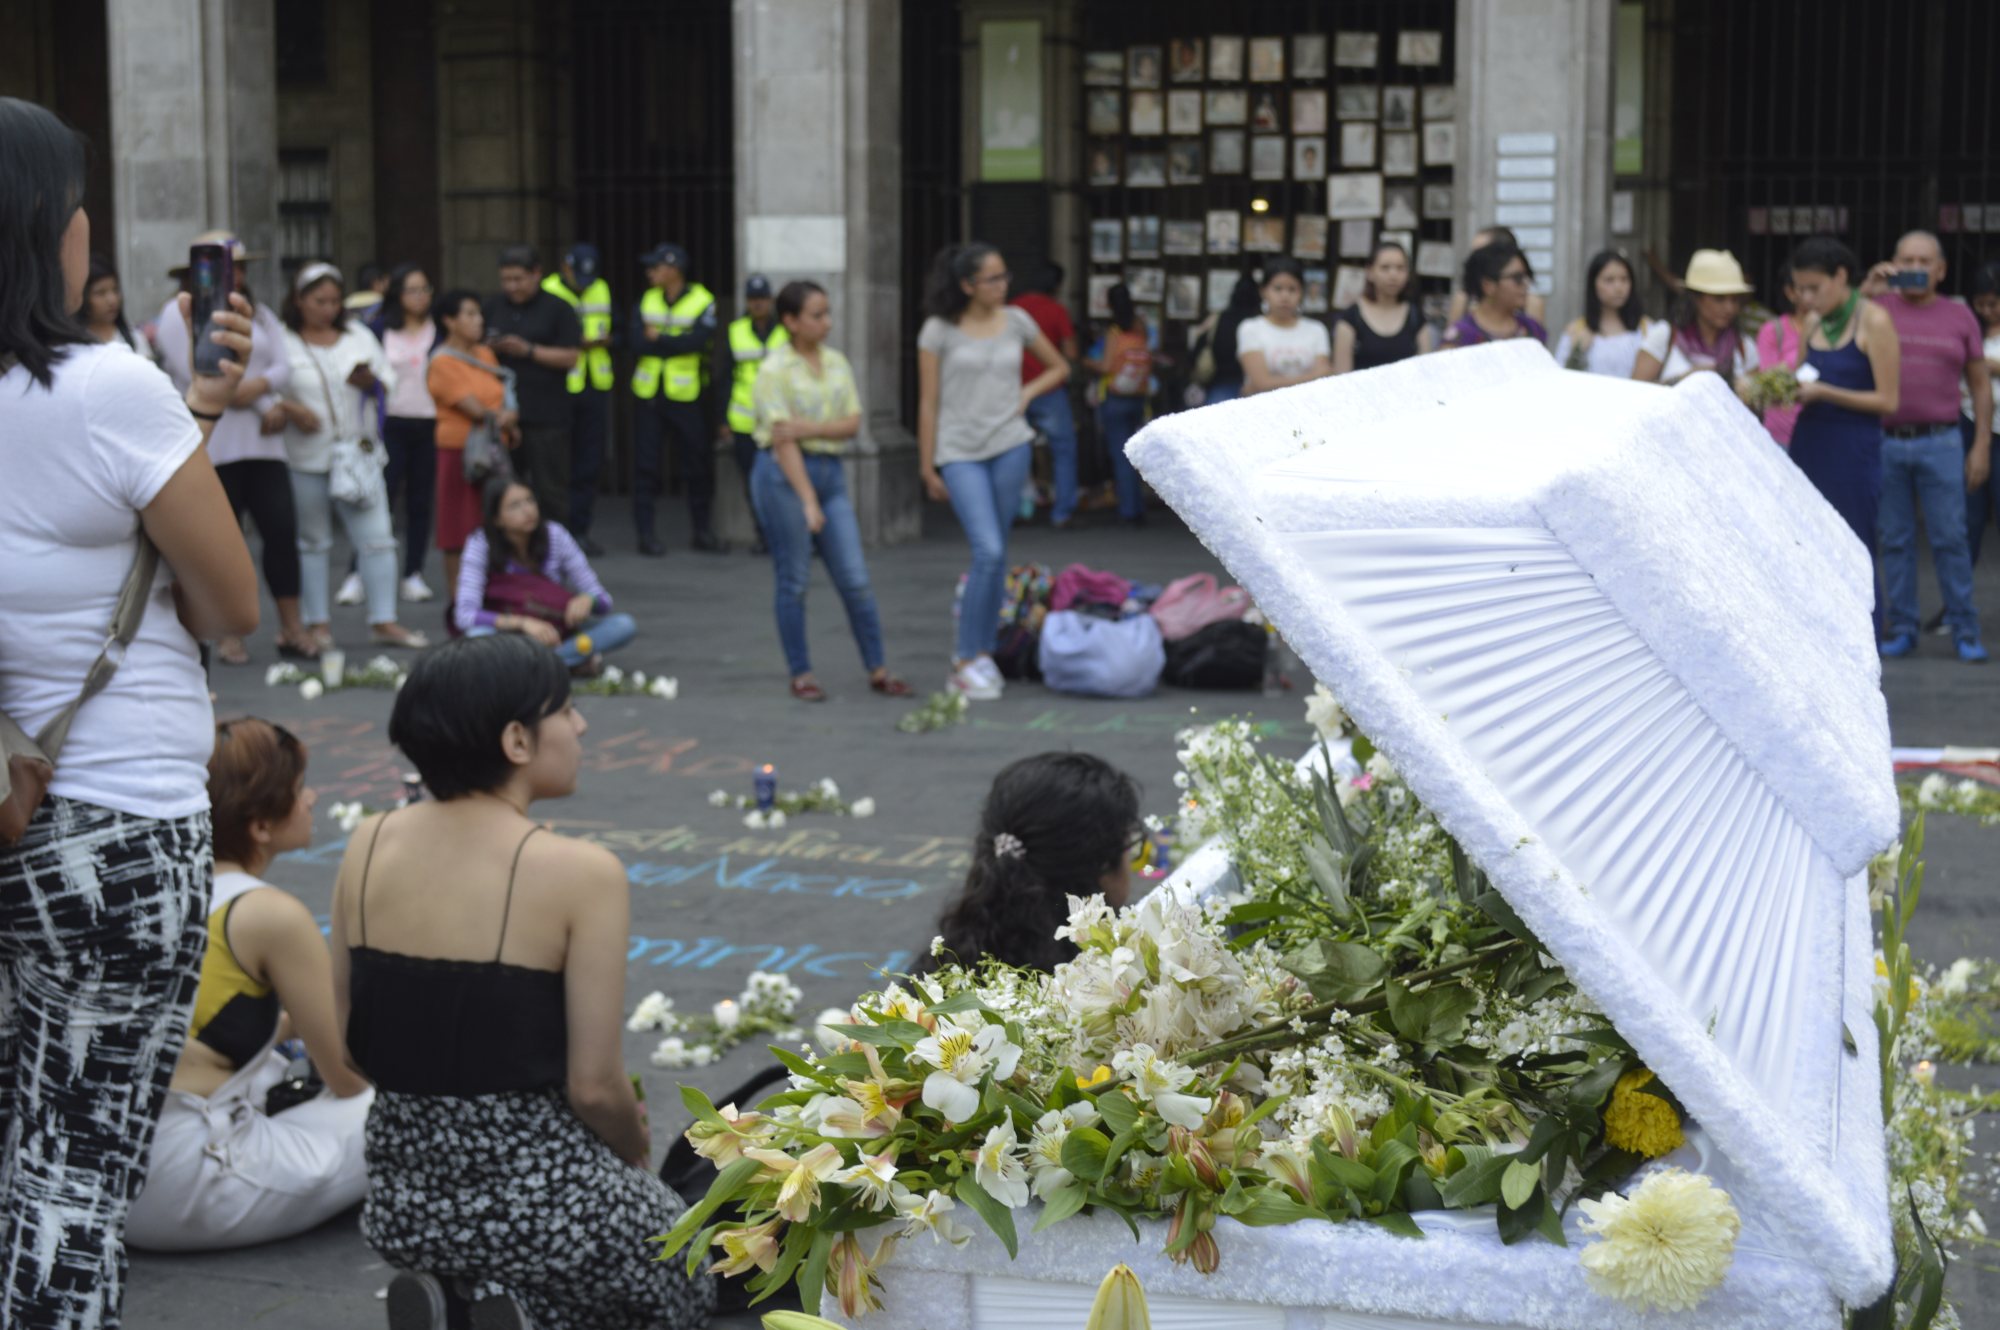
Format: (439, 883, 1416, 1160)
(0, 94, 259, 1328)
(276, 264, 427, 650)
(1632, 249, 1760, 389)
(1237, 258, 1333, 396)
(373, 264, 440, 603)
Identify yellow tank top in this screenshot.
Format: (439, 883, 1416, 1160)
(188, 890, 280, 1068)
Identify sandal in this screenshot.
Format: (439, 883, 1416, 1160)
(869, 673, 914, 698)
(275, 636, 321, 662)
(371, 626, 432, 650)
(790, 678, 828, 702)
(215, 637, 251, 667)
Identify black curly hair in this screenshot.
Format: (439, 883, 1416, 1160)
(920, 753, 1142, 975)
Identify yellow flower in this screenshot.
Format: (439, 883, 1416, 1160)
(1084, 1264, 1153, 1330)
(710, 1218, 783, 1277)
(573, 633, 593, 656)
(1578, 1168, 1740, 1311)
(1603, 1069, 1684, 1159)
(1076, 1064, 1114, 1091)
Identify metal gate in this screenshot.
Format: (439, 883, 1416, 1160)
(900, 0, 966, 428)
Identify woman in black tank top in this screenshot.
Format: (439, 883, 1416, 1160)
(332, 634, 715, 1330)
(1333, 241, 1432, 373)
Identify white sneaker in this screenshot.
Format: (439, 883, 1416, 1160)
(400, 574, 434, 603)
(971, 655, 1005, 688)
(949, 659, 1003, 701)
(335, 572, 365, 606)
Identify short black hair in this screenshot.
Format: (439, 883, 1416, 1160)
(1261, 256, 1305, 289)
(388, 635, 572, 801)
(1107, 281, 1137, 331)
(775, 279, 826, 322)
(434, 287, 483, 340)
(1972, 261, 2000, 304)
(497, 244, 539, 272)
(1463, 241, 1530, 299)
(1788, 236, 1861, 285)
(0, 97, 92, 386)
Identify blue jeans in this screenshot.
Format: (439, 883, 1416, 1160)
(1881, 424, 1981, 641)
(750, 452, 885, 677)
(1964, 416, 1997, 566)
(291, 467, 399, 626)
(466, 612, 636, 668)
(1097, 394, 1147, 520)
(1025, 390, 1079, 524)
(1204, 381, 1243, 405)
(941, 441, 1033, 662)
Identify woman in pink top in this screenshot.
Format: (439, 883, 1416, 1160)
(1755, 261, 1807, 447)
(375, 265, 440, 603)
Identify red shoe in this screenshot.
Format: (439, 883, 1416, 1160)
(790, 677, 828, 702)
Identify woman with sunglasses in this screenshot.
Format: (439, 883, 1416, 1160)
(1439, 242, 1550, 350)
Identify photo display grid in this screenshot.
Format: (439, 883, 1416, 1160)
(1084, 29, 1455, 327)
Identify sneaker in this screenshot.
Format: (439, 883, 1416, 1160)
(469, 1293, 537, 1330)
(949, 659, 1003, 701)
(970, 655, 1004, 688)
(335, 571, 365, 606)
(1957, 637, 1990, 664)
(400, 574, 433, 603)
(384, 1271, 449, 1330)
(1879, 632, 1918, 658)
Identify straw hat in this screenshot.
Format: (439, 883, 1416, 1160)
(166, 229, 261, 278)
(1683, 249, 1753, 296)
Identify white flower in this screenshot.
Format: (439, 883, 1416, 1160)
(688, 1043, 716, 1068)
(1027, 1104, 1099, 1199)
(299, 678, 324, 701)
(602, 664, 624, 685)
(649, 1036, 688, 1067)
(767, 810, 788, 829)
(328, 802, 368, 835)
(743, 810, 768, 830)
(631, 671, 647, 688)
(1938, 958, 1977, 999)
(911, 1017, 1022, 1122)
(368, 655, 400, 675)
(814, 1007, 856, 1052)
(896, 1188, 972, 1245)
(973, 1119, 1033, 1209)
(1364, 750, 1398, 784)
(264, 664, 290, 687)
(1578, 1168, 1740, 1311)
(708, 789, 731, 808)
(1305, 683, 1347, 740)
(649, 676, 679, 700)
(1917, 772, 1950, 806)
(833, 1151, 907, 1212)
(850, 796, 876, 819)
(818, 777, 841, 801)
(746, 1143, 843, 1222)
(626, 991, 675, 1032)
(1112, 1044, 1212, 1128)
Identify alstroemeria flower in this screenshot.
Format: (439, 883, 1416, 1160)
(838, 1044, 921, 1133)
(972, 1119, 1032, 1209)
(834, 1149, 907, 1213)
(1027, 1103, 1100, 1200)
(912, 1018, 1021, 1123)
(895, 1188, 972, 1246)
(745, 1143, 843, 1222)
(806, 1094, 889, 1140)
(709, 1218, 782, 1277)
(1112, 1044, 1212, 1129)
(685, 1103, 769, 1166)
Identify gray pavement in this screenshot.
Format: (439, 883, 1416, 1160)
(125, 496, 2000, 1327)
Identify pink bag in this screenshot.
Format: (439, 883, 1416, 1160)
(1148, 572, 1251, 641)
(1049, 564, 1133, 613)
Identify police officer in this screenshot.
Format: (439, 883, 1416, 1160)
(631, 243, 722, 556)
(719, 273, 787, 555)
(542, 243, 615, 556)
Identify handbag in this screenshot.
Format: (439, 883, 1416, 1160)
(1148, 572, 1253, 641)
(1, 537, 161, 844)
(1162, 619, 1269, 690)
(301, 341, 388, 508)
(436, 347, 518, 487)
(483, 567, 573, 627)
(1037, 609, 1165, 699)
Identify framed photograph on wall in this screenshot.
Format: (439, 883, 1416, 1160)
(1293, 33, 1327, 80)
(1338, 218, 1375, 257)
(1249, 36, 1285, 81)
(1334, 32, 1378, 68)
(1169, 38, 1204, 83)
(1207, 267, 1241, 312)
(1293, 214, 1329, 259)
(1206, 210, 1241, 254)
(1335, 85, 1380, 121)
(1129, 45, 1163, 88)
(1340, 122, 1376, 167)
(1377, 227, 1414, 254)
(1302, 266, 1330, 313)
(1422, 121, 1457, 166)
(1293, 136, 1325, 180)
(1244, 215, 1286, 253)
(1250, 134, 1288, 181)
(1421, 85, 1456, 120)
(1383, 183, 1419, 231)
(1130, 90, 1165, 136)
(1209, 129, 1246, 174)
(1084, 51, 1124, 86)
(1421, 183, 1454, 218)
(1090, 219, 1123, 263)
(1291, 88, 1327, 134)
(1382, 85, 1416, 131)
(1332, 263, 1368, 310)
(1136, 302, 1163, 331)
(1251, 90, 1282, 131)
(1127, 265, 1165, 303)
(1209, 35, 1244, 82)
(1205, 88, 1248, 125)
(1328, 172, 1384, 220)
(1416, 240, 1457, 279)
(1126, 151, 1166, 187)
(1397, 30, 1444, 67)
(1128, 214, 1161, 259)
(1087, 90, 1122, 136)
(1168, 90, 1204, 135)
(1087, 143, 1121, 187)
(1163, 219, 1205, 255)
(1382, 131, 1418, 177)
(1167, 273, 1202, 320)
(1168, 139, 1204, 184)
(1088, 274, 1117, 319)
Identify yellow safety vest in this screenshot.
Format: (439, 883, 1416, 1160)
(725, 316, 789, 433)
(540, 273, 614, 393)
(632, 283, 715, 402)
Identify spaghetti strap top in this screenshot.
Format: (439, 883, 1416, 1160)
(1338, 302, 1424, 372)
(346, 815, 569, 1096)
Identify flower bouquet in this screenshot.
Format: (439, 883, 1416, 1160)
(1741, 365, 1801, 414)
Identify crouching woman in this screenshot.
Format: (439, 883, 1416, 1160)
(456, 478, 635, 674)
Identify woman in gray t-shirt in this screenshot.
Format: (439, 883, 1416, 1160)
(917, 243, 1069, 701)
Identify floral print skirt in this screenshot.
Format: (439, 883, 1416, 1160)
(362, 1087, 715, 1330)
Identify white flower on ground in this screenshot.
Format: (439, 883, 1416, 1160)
(264, 664, 290, 687)
(328, 802, 368, 834)
(631, 671, 647, 688)
(834, 1150, 908, 1213)
(1578, 1168, 1740, 1311)
(743, 810, 768, 830)
(745, 1143, 844, 1223)
(1027, 1103, 1101, 1200)
(895, 1188, 972, 1245)
(1938, 958, 1977, 998)
(850, 796, 876, 819)
(767, 809, 788, 829)
(911, 1018, 1022, 1122)
(1112, 1044, 1212, 1128)
(1305, 683, 1347, 740)
(973, 1119, 1033, 1209)
(688, 1043, 715, 1067)
(626, 991, 675, 1032)
(814, 1007, 857, 1052)
(1917, 772, 1950, 806)
(602, 664, 624, 686)
(708, 789, 731, 808)
(649, 1036, 688, 1067)
(299, 678, 324, 701)
(649, 676, 679, 700)
(818, 777, 841, 801)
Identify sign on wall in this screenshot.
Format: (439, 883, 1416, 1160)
(981, 20, 1045, 182)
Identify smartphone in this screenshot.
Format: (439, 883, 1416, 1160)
(1887, 270, 1930, 292)
(187, 243, 235, 376)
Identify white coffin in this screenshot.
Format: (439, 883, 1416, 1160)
(839, 345, 1896, 1328)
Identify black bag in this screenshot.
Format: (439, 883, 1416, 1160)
(1162, 619, 1268, 690)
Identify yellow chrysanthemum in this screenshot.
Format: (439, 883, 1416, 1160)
(1603, 1069, 1684, 1159)
(1578, 1168, 1740, 1311)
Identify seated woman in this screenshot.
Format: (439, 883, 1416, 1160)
(455, 478, 635, 675)
(126, 718, 374, 1252)
(921, 752, 1142, 973)
(334, 634, 713, 1330)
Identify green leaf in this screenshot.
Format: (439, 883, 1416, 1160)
(1100, 1123, 1145, 1180)
(1060, 1127, 1114, 1183)
(1366, 1211, 1424, 1239)
(831, 1018, 931, 1049)
(1517, 1114, 1567, 1165)
(1224, 900, 1297, 923)
(1472, 889, 1533, 942)
(1094, 1089, 1140, 1137)
(768, 1045, 836, 1085)
(796, 1229, 833, 1316)
(1439, 1146, 1511, 1210)
(928, 991, 992, 1017)
(1401, 1171, 1444, 1212)
(753, 1223, 814, 1304)
(1501, 1160, 1540, 1211)
(1032, 1181, 1090, 1232)
(1566, 1056, 1628, 1109)
(1351, 733, 1376, 766)
(656, 1155, 764, 1267)
(1231, 1187, 1322, 1226)
(954, 1175, 1019, 1258)
(1496, 1188, 1548, 1246)
(1311, 1138, 1377, 1195)
(677, 1085, 728, 1130)
(1557, 1027, 1631, 1051)
(1369, 1139, 1421, 1211)
(1904, 1187, 1945, 1329)
(1283, 938, 1388, 1002)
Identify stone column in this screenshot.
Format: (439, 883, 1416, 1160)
(725, 0, 918, 548)
(1456, 0, 1616, 333)
(106, 0, 277, 321)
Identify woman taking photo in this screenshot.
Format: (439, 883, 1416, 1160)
(371, 264, 440, 604)
(277, 264, 427, 650)
(1632, 249, 1758, 388)
(1786, 237, 1899, 602)
(0, 95, 259, 1327)
(333, 634, 715, 1330)
(456, 479, 635, 675)
(1237, 257, 1332, 394)
(917, 242, 1070, 702)
(1553, 250, 1648, 378)
(127, 718, 373, 1252)
(1441, 242, 1550, 349)
(1083, 282, 1155, 523)
(751, 280, 911, 701)
(81, 253, 155, 361)
(427, 289, 518, 617)
(1334, 242, 1431, 373)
